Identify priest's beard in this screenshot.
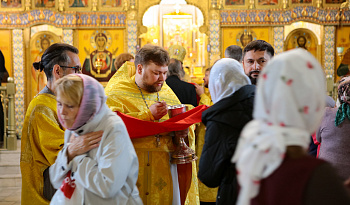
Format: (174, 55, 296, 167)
(143, 83, 163, 93)
(141, 72, 163, 93)
(248, 70, 260, 85)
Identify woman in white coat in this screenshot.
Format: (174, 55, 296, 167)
(50, 74, 142, 205)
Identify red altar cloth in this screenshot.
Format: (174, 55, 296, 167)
(116, 105, 209, 138)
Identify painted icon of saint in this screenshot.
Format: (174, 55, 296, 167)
(240, 33, 253, 47)
(297, 36, 307, 50)
(1, 0, 22, 8)
(32, 37, 50, 95)
(82, 32, 118, 82)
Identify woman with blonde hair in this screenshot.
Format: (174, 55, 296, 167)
(232, 49, 350, 205)
(50, 74, 142, 204)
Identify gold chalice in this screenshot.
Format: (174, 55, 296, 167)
(168, 104, 198, 164)
(94, 59, 103, 74)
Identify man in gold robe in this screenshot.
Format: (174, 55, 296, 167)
(194, 66, 218, 204)
(105, 45, 199, 205)
(21, 43, 102, 205)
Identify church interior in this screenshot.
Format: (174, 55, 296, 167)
(0, 0, 349, 204)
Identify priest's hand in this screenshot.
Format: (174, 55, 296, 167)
(194, 83, 204, 96)
(150, 100, 168, 120)
(67, 130, 103, 163)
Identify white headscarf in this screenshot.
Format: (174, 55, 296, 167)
(232, 49, 326, 205)
(209, 58, 251, 104)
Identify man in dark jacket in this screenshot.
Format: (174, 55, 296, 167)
(166, 58, 198, 107)
(198, 58, 255, 205)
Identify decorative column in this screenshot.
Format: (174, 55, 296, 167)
(324, 26, 335, 78)
(273, 27, 284, 55)
(63, 30, 73, 45)
(126, 10, 137, 56)
(324, 26, 336, 98)
(208, 9, 220, 66)
(25, 0, 31, 10)
(12, 29, 25, 138)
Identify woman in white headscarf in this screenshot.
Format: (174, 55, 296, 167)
(198, 58, 255, 205)
(232, 49, 350, 205)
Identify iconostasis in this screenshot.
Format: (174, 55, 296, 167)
(0, 30, 12, 77)
(0, 0, 349, 137)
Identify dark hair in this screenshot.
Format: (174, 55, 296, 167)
(167, 58, 184, 79)
(134, 44, 170, 67)
(225, 45, 243, 62)
(33, 43, 79, 81)
(114, 53, 134, 69)
(243, 40, 274, 59)
(205, 66, 212, 72)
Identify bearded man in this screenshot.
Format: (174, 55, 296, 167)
(242, 40, 274, 85)
(105, 45, 199, 205)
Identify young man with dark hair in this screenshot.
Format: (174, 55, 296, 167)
(242, 40, 274, 85)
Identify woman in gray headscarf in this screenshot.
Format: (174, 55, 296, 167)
(198, 58, 255, 205)
(316, 76, 350, 181)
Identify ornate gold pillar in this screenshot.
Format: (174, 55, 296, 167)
(126, 1, 138, 56)
(13, 29, 25, 143)
(273, 27, 284, 55)
(208, 6, 220, 66)
(63, 30, 73, 45)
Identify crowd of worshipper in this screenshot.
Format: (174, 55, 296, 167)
(19, 40, 350, 205)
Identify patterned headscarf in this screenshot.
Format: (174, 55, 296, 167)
(58, 74, 106, 131)
(232, 49, 326, 205)
(335, 76, 350, 126)
(209, 58, 251, 104)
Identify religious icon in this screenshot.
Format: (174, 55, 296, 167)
(101, 0, 121, 7)
(35, 0, 55, 8)
(258, 0, 278, 5)
(291, 0, 312, 3)
(296, 35, 307, 50)
(325, 0, 346, 3)
(82, 30, 118, 82)
(30, 32, 60, 98)
(1, 0, 22, 8)
(69, 0, 88, 7)
(236, 29, 257, 48)
(225, 0, 245, 6)
(284, 29, 317, 58)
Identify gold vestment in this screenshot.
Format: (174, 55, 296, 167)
(20, 93, 64, 205)
(105, 62, 199, 205)
(195, 93, 218, 202)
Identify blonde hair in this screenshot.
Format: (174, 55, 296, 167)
(55, 75, 83, 106)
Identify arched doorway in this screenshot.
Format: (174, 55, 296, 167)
(140, 0, 208, 83)
(284, 21, 322, 63)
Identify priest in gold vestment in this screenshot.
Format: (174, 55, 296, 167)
(20, 44, 103, 205)
(105, 45, 199, 205)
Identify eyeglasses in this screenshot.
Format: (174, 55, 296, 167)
(59, 65, 82, 73)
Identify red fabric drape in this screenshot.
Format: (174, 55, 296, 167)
(116, 105, 209, 138)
